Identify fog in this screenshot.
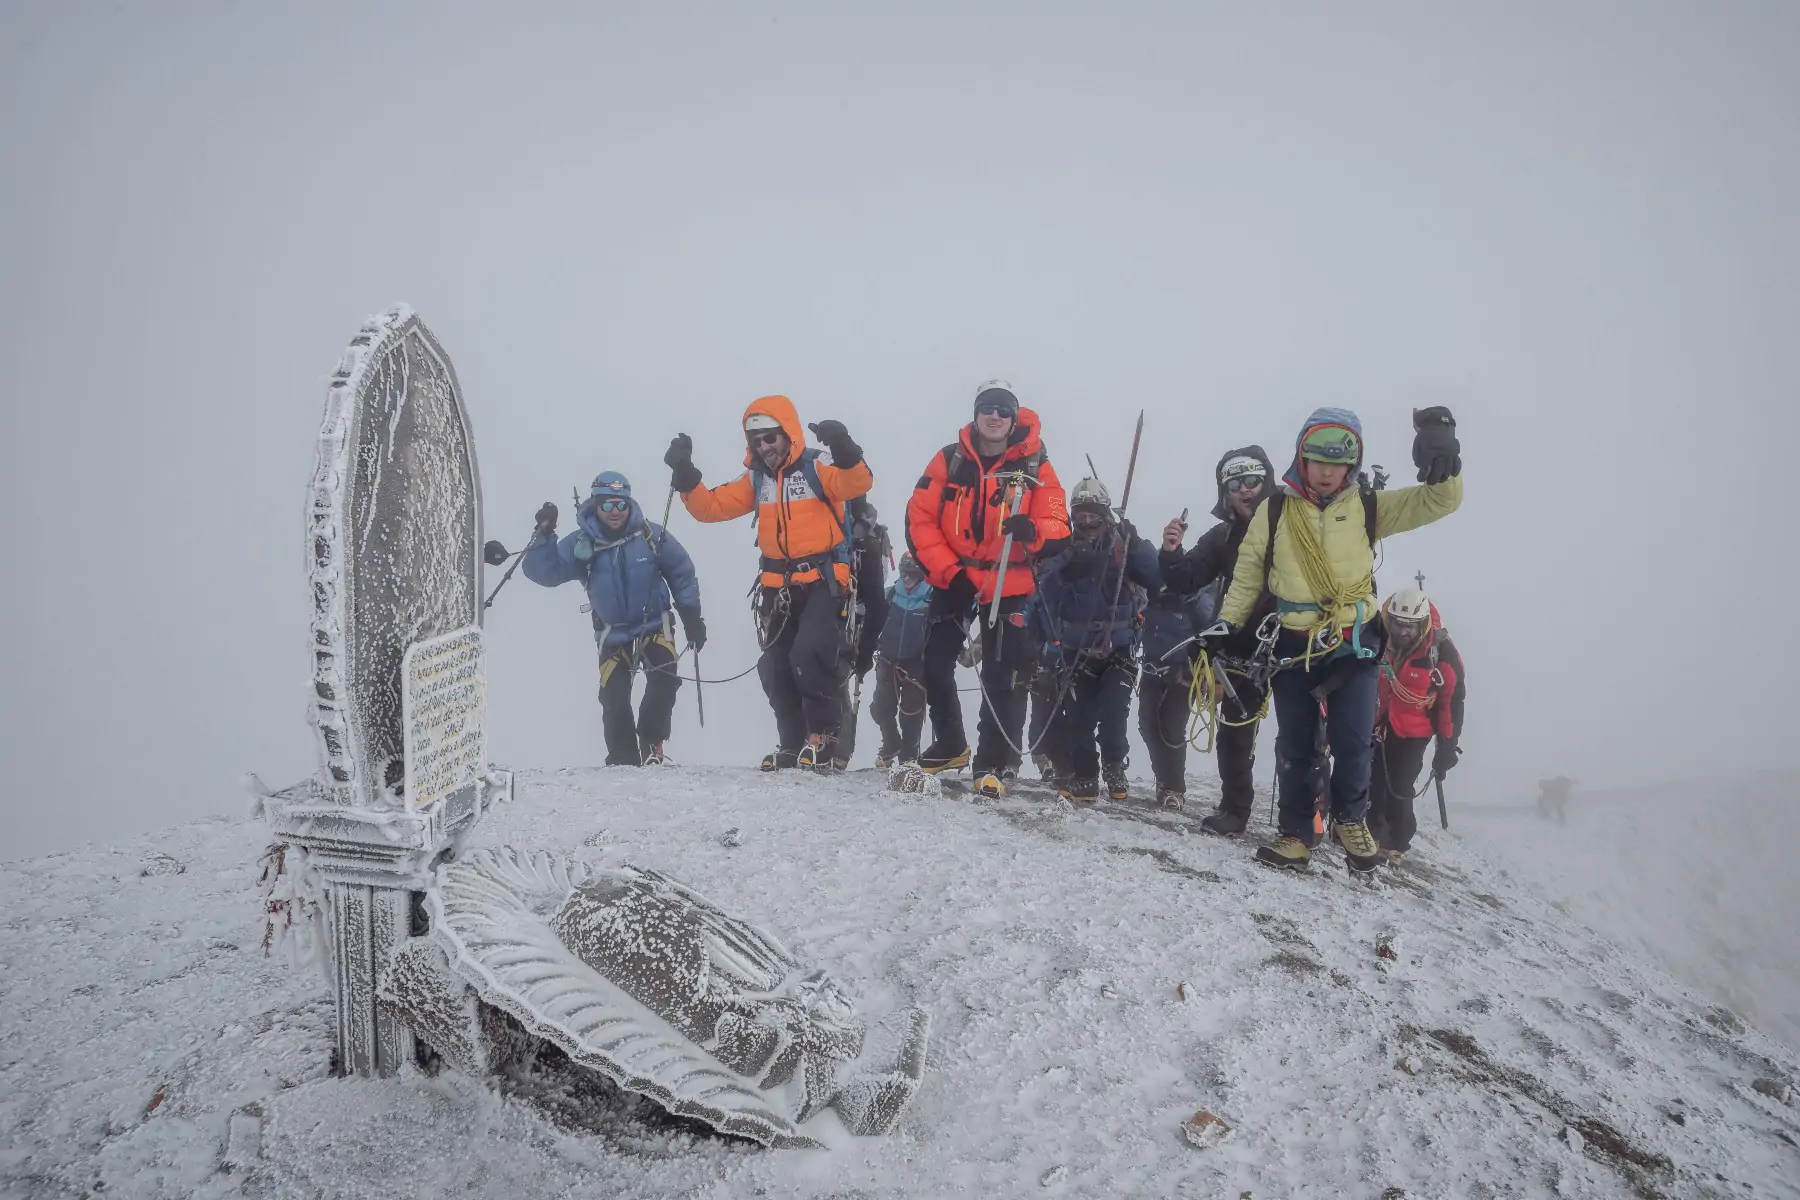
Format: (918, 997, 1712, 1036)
(2, 1, 1796, 860)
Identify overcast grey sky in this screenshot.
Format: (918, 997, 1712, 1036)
(2, 1, 1795, 858)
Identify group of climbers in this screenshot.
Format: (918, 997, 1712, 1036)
(515, 381, 1468, 873)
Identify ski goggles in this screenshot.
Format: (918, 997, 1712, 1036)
(1224, 474, 1266, 494)
(595, 497, 630, 513)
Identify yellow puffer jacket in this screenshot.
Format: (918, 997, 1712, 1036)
(1219, 476, 1463, 633)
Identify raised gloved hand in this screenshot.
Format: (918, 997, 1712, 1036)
(534, 501, 559, 534)
(1433, 738, 1461, 776)
(1002, 513, 1037, 543)
(677, 606, 707, 652)
(1412, 406, 1461, 485)
(807, 420, 863, 469)
(664, 434, 703, 493)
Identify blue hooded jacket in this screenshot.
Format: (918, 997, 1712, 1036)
(522, 472, 702, 648)
(877, 575, 933, 662)
(1032, 523, 1162, 659)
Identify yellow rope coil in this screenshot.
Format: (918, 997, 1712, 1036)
(1185, 649, 1270, 753)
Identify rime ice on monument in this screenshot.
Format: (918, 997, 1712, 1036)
(258, 307, 927, 1142)
(260, 305, 512, 1077)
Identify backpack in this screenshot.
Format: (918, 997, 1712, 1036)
(1261, 487, 1379, 594)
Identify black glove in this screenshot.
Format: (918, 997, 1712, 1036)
(807, 420, 863, 469)
(663, 433, 693, 469)
(1433, 738, 1461, 776)
(1412, 406, 1461, 485)
(677, 606, 707, 652)
(942, 569, 978, 613)
(1002, 513, 1037, 542)
(854, 644, 876, 680)
(1195, 620, 1238, 651)
(534, 502, 558, 534)
(483, 539, 511, 567)
(1118, 517, 1138, 545)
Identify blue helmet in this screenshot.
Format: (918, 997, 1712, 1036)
(589, 471, 631, 498)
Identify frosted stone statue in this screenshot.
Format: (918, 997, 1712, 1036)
(256, 306, 928, 1144)
(378, 847, 928, 1147)
(257, 305, 513, 1077)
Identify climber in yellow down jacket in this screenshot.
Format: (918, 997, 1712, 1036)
(1204, 405, 1462, 874)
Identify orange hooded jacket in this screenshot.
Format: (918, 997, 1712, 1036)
(905, 407, 1069, 603)
(680, 394, 875, 588)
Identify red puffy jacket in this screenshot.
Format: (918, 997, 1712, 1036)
(1377, 605, 1466, 741)
(905, 408, 1069, 603)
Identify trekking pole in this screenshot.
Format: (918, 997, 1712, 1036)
(1435, 772, 1449, 830)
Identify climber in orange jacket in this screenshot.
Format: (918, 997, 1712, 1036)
(905, 380, 1069, 798)
(664, 395, 873, 771)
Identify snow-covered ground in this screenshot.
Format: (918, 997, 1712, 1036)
(1459, 771, 1800, 1057)
(3, 766, 1797, 1199)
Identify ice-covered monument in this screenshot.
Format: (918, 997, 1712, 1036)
(255, 306, 926, 1146)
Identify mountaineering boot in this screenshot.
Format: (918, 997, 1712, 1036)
(1255, 835, 1312, 871)
(1059, 777, 1100, 803)
(641, 743, 667, 767)
(873, 753, 895, 771)
(797, 735, 839, 772)
(1334, 819, 1382, 874)
(917, 742, 971, 775)
(1032, 753, 1057, 782)
(760, 747, 799, 772)
(1383, 848, 1405, 868)
(1200, 808, 1249, 838)
(1157, 787, 1186, 811)
(974, 772, 1007, 800)
(1102, 761, 1130, 801)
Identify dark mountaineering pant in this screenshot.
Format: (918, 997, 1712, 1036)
(1270, 654, 1379, 844)
(598, 635, 682, 765)
(1140, 662, 1266, 805)
(1368, 733, 1430, 853)
(757, 580, 847, 751)
(1214, 668, 1268, 819)
(1138, 661, 1191, 794)
(1019, 651, 1061, 774)
(922, 591, 1037, 775)
(1053, 649, 1136, 781)
(871, 656, 926, 762)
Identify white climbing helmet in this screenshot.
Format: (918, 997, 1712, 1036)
(1383, 588, 1432, 623)
(1069, 476, 1113, 514)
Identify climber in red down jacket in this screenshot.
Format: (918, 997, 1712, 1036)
(1366, 587, 1466, 863)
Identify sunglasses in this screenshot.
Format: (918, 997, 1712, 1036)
(748, 429, 783, 447)
(974, 403, 1015, 418)
(1225, 475, 1265, 493)
(596, 497, 630, 513)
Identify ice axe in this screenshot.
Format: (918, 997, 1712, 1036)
(1435, 772, 1449, 830)
(985, 471, 1036, 627)
(693, 646, 705, 727)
